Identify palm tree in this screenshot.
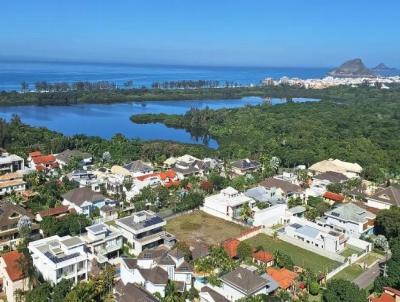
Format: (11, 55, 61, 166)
(240, 202, 252, 222)
(269, 156, 280, 174)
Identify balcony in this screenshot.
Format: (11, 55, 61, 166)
(134, 231, 166, 245)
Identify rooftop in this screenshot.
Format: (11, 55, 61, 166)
(369, 186, 400, 207)
(62, 187, 105, 206)
(266, 267, 298, 290)
(221, 267, 269, 295)
(313, 171, 348, 183)
(325, 203, 376, 223)
(1, 250, 25, 282)
(116, 211, 165, 232)
(261, 177, 302, 194)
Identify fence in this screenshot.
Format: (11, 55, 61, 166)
(326, 251, 368, 280)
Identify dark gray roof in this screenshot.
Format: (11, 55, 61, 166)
(124, 160, 153, 173)
(244, 186, 269, 202)
(261, 177, 302, 194)
(369, 186, 400, 206)
(139, 267, 168, 285)
(0, 201, 35, 228)
(175, 260, 193, 272)
(201, 287, 230, 302)
(221, 267, 269, 295)
(115, 281, 158, 302)
(117, 212, 165, 232)
(191, 242, 209, 261)
(62, 187, 105, 206)
(231, 159, 261, 171)
(122, 258, 138, 269)
(55, 149, 92, 164)
(313, 171, 348, 183)
(168, 248, 185, 260)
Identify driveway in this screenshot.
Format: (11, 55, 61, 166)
(353, 262, 381, 288)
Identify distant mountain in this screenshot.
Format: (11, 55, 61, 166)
(372, 63, 399, 76)
(328, 58, 374, 78)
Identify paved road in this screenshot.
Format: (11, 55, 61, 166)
(354, 262, 381, 288)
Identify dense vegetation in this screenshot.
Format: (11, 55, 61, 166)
(0, 85, 322, 106)
(133, 85, 400, 181)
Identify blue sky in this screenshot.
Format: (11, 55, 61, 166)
(1, 0, 399, 67)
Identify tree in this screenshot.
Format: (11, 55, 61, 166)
(17, 215, 32, 246)
(322, 279, 366, 302)
(274, 250, 294, 270)
(237, 242, 252, 260)
(309, 281, 320, 296)
(305, 208, 319, 221)
(52, 278, 73, 302)
(288, 196, 302, 209)
(376, 207, 400, 239)
(64, 280, 97, 302)
(240, 202, 253, 222)
(25, 282, 52, 302)
(269, 156, 280, 174)
(206, 273, 223, 287)
(326, 182, 343, 194)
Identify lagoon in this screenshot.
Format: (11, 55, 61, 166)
(0, 97, 319, 148)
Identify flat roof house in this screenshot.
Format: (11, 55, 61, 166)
(0, 172, 26, 196)
(261, 177, 304, 201)
(324, 203, 376, 239)
(62, 187, 107, 216)
(367, 186, 400, 210)
(0, 251, 30, 302)
(81, 223, 123, 264)
(203, 187, 255, 221)
(28, 235, 89, 285)
(0, 149, 24, 173)
(284, 218, 347, 253)
(116, 211, 175, 255)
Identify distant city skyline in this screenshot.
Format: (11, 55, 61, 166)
(1, 0, 399, 67)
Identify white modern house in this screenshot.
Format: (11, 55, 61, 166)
(120, 246, 193, 296)
(62, 187, 108, 216)
(28, 235, 89, 285)
(0, 149, 24, 173)
(253, 204, 288, 227)
(366, 186, 400, 210)
(284, 218, 347, 253)
(202, 187, 255, 221)
(116, 211, 175, 255)
(323, 203, 375, 239)
(80, 223, 123, 264)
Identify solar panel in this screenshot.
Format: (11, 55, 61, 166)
(331, 212, 340, 217)
(44, 252, 80, 264)
(142, 216, 163, 227)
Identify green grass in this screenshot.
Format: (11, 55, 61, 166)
(333, 264, 364, 282)
(105, 220, 116, 227)
(340, 247, 361, 258)
(357, 252, 382, 267)
(166, 210, 247, 246)
(246, 234, 341, 273)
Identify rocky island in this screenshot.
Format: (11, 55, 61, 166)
(328, 58, 374, 78)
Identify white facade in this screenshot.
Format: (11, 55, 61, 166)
(80, 223, 123, 264)
(284, 217, 346, 253)
(253, 204, 287, 227)
(0, 151, 24, 173)
(203, 187, 255, 221)
(116, 211, 171, 255)
(28, 235, 89, 285)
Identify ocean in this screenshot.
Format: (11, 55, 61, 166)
(0, 60, 330, 92)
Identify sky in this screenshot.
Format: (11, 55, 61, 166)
(0, 0, 399, 67)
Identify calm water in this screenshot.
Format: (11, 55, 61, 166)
(0, 97, 319, 148)
(0, 61, 330, 91)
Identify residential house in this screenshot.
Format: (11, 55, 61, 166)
(163, 154, 199, 168)
(120, 246, 192, 296)
(230, 159, 261, 175)
(115, 280, 159, 302)
(216, 266, 278, 300)
(323, 191, 345, 205)
(203, 187, 255, 221)
(28, 151, 59, 171)
(200, 286, 230, 302)
(0, 149, 24, 173)
(35, 205, 71, 222)
(100, 205, 118, 220)
(81, 223, 123, 264)
(309, 159, 362, 178)
(323, 203, 376, 238)
(287, 205, 307, 218)
(28, 235, 89, 285)
(0, 251, 30, 302)
(116, 211, 175, 255)
(267, 267, 298, 291)
(369, 287, 400, 302)
(253, 204, 288, 227)
(0, 172, 26, 196)
(252, 250, 274, 267)
(222, 238, 241, 258)
(124, 160, 154, 178)
(261, 177, 304, 201)
(62, 187, 108, 216)
(0, 202, 39, 250)
(244, 186, 285, 206)
(306, 171, 348, 198)
(55, 149, 92, 169)
(174, 159, 210, 179)
(367, 186, 400, 210)
(284, 218, 347, 253)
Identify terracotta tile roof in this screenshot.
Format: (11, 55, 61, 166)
(38, 205, 70, 218)
(252, 250, 274, 263)
(1, 251, 25, 282)
(160, 169, 176, 180)
(32, 154, 56, 165)
(222, 238, 240, 258)
(29, 151, 42, 158)
(136, 172, 159, 182)
(267, 267, 298, 290)
(371, 293, 395, 302)
(165, 180, 180, 188)
(323, 191, 345, 202)
(384, 287, 400, 296)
